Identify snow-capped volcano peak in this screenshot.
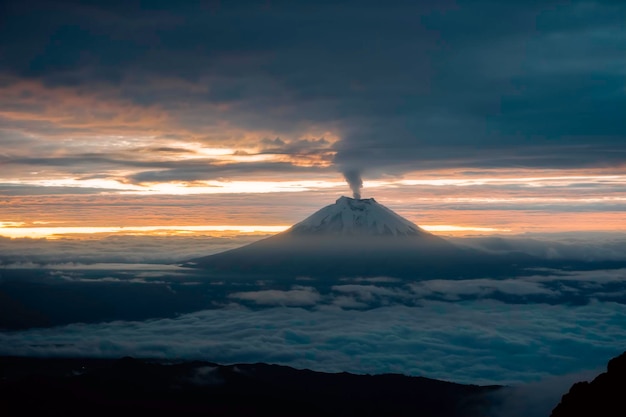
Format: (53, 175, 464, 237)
(188, 196, 469, 278)
(288, 196, 428, 237)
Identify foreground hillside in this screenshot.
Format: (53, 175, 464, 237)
(551, 351, 626, 417)
(0, 356, 500, 417)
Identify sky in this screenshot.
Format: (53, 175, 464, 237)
(0, 0, 625, 238)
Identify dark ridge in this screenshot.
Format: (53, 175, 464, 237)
(551, 351, 626, 417)
(0, 356, 502, 417)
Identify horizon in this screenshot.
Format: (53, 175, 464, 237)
(3, 186, 625, 239)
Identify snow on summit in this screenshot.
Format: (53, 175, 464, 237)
(289, 196, 428, 237)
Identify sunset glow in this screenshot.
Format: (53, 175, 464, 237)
(2, 169, 623, 237)
(0, 224, 520, 239)
(0, 1, 624, 239)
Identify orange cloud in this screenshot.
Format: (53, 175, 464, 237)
(0, 77, 171, 135)
(2, 188, 625, 236)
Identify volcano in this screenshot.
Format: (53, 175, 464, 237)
(288, 196, 430, 237)
(188, 197, 519, 278)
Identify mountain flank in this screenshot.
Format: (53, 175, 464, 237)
(187, 196, 531, 278)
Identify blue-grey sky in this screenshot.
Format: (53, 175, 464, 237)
(1, 0, 624, 174)
(0, 0, 624, 234)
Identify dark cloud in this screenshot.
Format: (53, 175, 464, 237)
(0, 153, 331, 182)
(138, 146, 197, 154)
(229, 286, 321, 307)
(451, 234, 626, 261)
(129, 161, 331, 183)
(1, 0, 623, 177)
(0, 183, 121, 195)
(258, 137, 333, 157)
(407, 279, 557, 300)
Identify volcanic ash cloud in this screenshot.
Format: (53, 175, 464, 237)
(343, 170, 363, 199)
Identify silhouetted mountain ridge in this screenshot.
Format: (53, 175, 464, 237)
(1, 356, 502, 417)
(551, 350, 626, 417)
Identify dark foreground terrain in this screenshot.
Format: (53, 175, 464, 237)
(0, 356, 501, 417)
(551, 351, 626, 417)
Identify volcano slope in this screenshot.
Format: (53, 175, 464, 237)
(187, 197, 536, 279)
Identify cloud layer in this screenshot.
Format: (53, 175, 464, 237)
(1, 0, 624, 186)
(1, 230, 625, 404)
(2, 232, 626, 265)
(1, 300, 623, 386)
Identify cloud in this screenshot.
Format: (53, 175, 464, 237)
(0, 0, 624, 183)
(1, 300, 624, 386)
(489, 369, 602, 417)
(408, 279, 556, 300)
(0, 192, 338, 236)
(0, 234, 261, 265)
(331, 284, 407, 302)
(341, 277, 402, 283)
(452, 234, 626, 261)
(1, 229, 625, 395)
(331, 296, 368, 309)
(1, 229, 621, 267)
(526, 268, 626, 284)
(229, 286, 321, 306)
(128, 161, 330, 184)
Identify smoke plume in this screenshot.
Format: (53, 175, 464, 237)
(343, 170, 363, 199)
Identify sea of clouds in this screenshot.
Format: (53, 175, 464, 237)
(1, 232, 626, 416)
